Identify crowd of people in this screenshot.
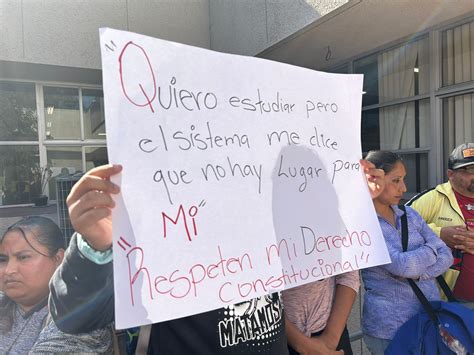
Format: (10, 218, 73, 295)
(1, 144, 473, 354)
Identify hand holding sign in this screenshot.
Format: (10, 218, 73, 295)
(360, 159, 385, 199)
(67, 164, 122, 251)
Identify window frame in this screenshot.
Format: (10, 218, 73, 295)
(329, 14, 474, 192)
(0, 79, 106, 205)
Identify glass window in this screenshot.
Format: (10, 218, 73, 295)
(442, 92, 474, 173)
(0, 84, 107, 206)
(379, 99, 430, 150)
(361, 99, 430, 152)
(329, 64, 348, 74)
(0, 81, 38, 141)
(354, 54, 379, 107)
(361, 108, 380, 152)
(400, 153, 429, 195)
(442, 20, 474, 87)
(355, 37, 429, 106)
(83, 89, 106, 139)
(43, 87, 81, 140)
(0, 145, 40, 205)
(46, 146, 82, 200)
(85, 146, 108, 170)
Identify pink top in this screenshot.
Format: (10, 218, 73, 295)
(282, 271, 360, 336)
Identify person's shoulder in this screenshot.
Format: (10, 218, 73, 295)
(0, 292, 13, 308)
(32, 317, 114, 353)
(404, 205, 423, 219)
(398, 205, 425, 225)
(406, 187, 436, 206)
(406, 182, 450, 206)
(398, 204, 418, 218)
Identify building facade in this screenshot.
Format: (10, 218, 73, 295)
(0, 0, 344, 206)
(1, 0, 474, 205)
(260, 0, 474, 196)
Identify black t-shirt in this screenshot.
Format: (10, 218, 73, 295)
(149, 293, 288, 354)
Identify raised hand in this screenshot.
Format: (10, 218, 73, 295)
(67, 164, 122, 251)
(360, 159, 385, 199)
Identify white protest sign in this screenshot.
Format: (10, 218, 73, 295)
(99, 28, 390, 329)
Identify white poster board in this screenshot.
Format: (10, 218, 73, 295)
(99, 28, 390, 329)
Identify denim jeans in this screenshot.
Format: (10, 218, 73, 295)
(363, 334, 391, 355)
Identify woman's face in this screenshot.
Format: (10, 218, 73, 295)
(0, 230, 63, 311)
(375, 161, 407, 206)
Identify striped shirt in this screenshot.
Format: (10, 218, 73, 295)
(0, 300, 48, 354)
(361, 206, 453, 340)
(282, 272, 360, 336)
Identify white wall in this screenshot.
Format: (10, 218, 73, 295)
(0, 0, 210, 69)
(0, 0, 349, 71)
(209, 0, 348, 56)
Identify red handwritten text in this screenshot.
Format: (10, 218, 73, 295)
(119, 41, 157, 113)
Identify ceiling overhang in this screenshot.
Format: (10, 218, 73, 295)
(258, 0, 474, 70)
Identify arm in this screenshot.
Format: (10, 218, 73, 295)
(440, 226, 474, 254)
(285, 317, 342, 355)
(382, 208, 453, 279)
(49, 165, 122, 333)
(284, 274, 357, 354)
(319, 284, 357, 350)
(427, 222, 442, 237)
(427, 223, 474, 254)
(409, 192, 460, 249)
(382, 242, 438, 279)
(49, 234, 115, 333)
(410, 188, 474, 254)
(66, 164, 122, 251)
(418, 220, 454, 280)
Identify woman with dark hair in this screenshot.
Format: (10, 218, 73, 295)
(361, 151, 453, 354)
(0, 216, 113, 354)
(0, 216, 65, 353)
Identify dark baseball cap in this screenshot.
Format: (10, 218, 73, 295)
(448, 143, 474, 170)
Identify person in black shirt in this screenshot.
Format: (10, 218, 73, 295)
(49, 164, 289, 354)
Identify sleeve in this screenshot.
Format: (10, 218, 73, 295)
(381, 242, 437, 279)
(380, 209, 438, 278)
(424, 223, 442, 238)
(381, 208, 453, 280)
(49, 233, 115, 334)
(416, 217, 454, 281)
(335, 270, 360, 293)
(77, 234, 113, 264)
(281, 287, 310, 336)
